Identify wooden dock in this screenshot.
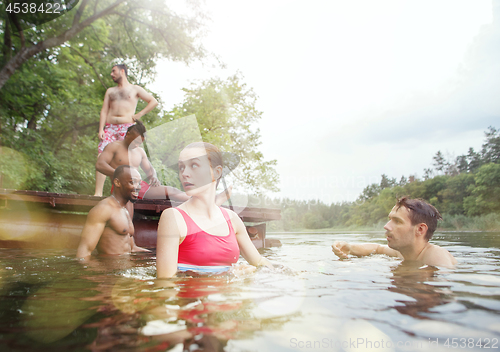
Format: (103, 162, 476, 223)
(0, 189, 281, 250)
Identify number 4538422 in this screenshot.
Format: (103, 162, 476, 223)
(5, 2, 62, 14)
(443, 338, 498, 348)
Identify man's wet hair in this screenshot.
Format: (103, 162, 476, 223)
(113, 165, 132, 181)
(395, 197, 442, 241)
(113, 64, 128, 77)
(127, 120, 146, 137)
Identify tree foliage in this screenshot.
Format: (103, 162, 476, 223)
(464, 163, 500, 216)
(0, 0, 207, 89)
(161, 74, 279, 195)
(0, 0, 210, 193)
(258, 126, 500, 231)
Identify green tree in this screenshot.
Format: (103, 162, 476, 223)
(398, 175, 408, 186)
(0, 0, 209, 193)
(456, 155, 468, 173)
(438, 173, 475, 215)
(0, 0, 207, 89)
(380, 174, 396, 189)
(282, 207, 299, 231)
(164, 74, 279, 195)
(464, 163, 500, 216)
(303, 211, 328, 229)
(481, 126, 500, 164)
(467, 147, 482, 173)
(420, 175, 448, 203)
(358, 183, 381, 202)
(433, 151, 447, 173)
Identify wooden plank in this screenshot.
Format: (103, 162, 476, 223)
(0, 189, 281, 222)
(0, 189, 282, 249)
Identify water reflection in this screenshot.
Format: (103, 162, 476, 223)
(0, 251, 297, 350)
(389, 262, 454, 319)
(0, 232, 499, 350)
(134, 271, 297, 350)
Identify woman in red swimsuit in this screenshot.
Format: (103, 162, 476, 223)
(156, 142, 272, 278)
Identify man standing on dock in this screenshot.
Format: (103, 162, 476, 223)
(95, 64, 158, 196)
(77, 165, 149, 258)
(331, 197, 457, 268)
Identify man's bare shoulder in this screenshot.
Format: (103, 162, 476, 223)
(89, 198, 116, 219)
(132, 84, 155, 100)
(127, 145, 147, 158)
(105, 86, 119, 95)
(422, 244, 457, 268)
(131, 84, 147, 93)
(102, 139, 122, 152)
(136, 146, 147, 155)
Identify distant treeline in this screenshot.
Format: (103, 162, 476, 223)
(249, 126, 500, 232)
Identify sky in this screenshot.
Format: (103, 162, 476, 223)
(149, 0, 499, 203)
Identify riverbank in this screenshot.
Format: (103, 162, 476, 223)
(268, 212, 500, 233)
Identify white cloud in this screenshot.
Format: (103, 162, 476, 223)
(151, 0, 495, 202)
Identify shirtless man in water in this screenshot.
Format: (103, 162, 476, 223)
(96, 121, 231, 203)
(77, 165, 148, 258)
(95, 64, 158, 196)
(331, 197, 457, 268)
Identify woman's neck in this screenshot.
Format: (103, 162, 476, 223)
(185, 188, 219, 218)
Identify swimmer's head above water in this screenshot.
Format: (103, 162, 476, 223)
(394, 197, 442, 241)
(112, 165, 142, 203)
(178, 142, 224, 193)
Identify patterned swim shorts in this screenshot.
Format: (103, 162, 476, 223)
(98, 123, 134, 153)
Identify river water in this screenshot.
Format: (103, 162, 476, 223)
(0, 232, 499, 351)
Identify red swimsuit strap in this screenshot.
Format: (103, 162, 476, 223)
(175, 207, 235, 237)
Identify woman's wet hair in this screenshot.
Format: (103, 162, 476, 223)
(396, 196, 442, 241)
(183, 142, 223, 186)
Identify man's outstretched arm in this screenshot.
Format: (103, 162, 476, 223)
(331, 241, 402, 259)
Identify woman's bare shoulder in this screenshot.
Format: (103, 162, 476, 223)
(159, 208, 186, 234)
(160, 207, 180, 219)
(224, 207, 242, 222)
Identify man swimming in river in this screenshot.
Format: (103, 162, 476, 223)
(95, 64, 158, 196)
(96, 120, 231, 203)
(331, 197, 457, 268)
(77, 165, 149, 258)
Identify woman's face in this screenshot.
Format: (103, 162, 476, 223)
(178, 148, 219, 194)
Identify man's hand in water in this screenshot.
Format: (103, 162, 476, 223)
(331, 241, 352, 259)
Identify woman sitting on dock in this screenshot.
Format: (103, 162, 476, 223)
(156, 142, 272, 278)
